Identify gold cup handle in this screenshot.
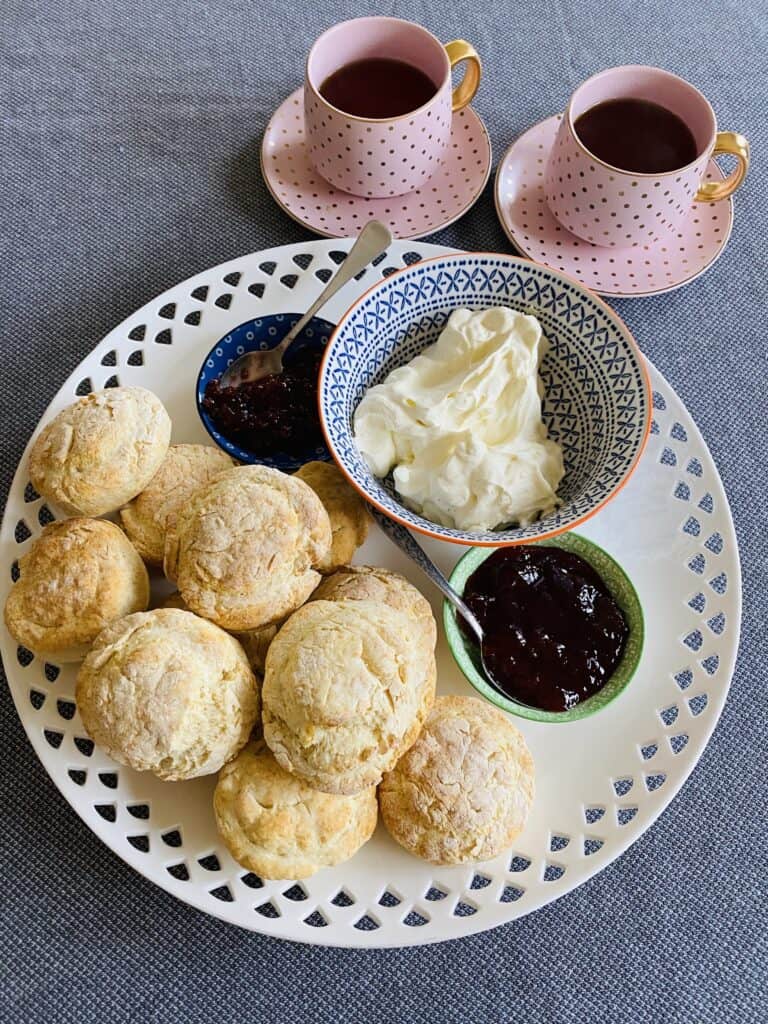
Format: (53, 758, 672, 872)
(444, 40, 482, 112)
(695, 131, 750, 202)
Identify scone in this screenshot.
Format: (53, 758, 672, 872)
(262, 599, 435, 795)
(312, 564, 437, 651)
(294, 461, 369, 573)
(29, 387, 171, 516)
(120, 444, 234, 564)
(164, 465, 331, 631)
(214, 739, 377, 879)
(162, 590, 277, 677)
(4, 518, 149, 662)
(76, 608, 259, 781)
(378, 695, 535, 865)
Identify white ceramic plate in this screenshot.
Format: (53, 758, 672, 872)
(0, 240, 740, 947)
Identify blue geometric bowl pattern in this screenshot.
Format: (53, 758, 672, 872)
(196, 313, 334, 472)
(319, 254, 651, 545)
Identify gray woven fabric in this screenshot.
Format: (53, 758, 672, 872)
(2, 0, 766, 1021)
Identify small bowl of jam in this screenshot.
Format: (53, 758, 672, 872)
(444, 534, 644, 723)
(196, 314, 334, 471)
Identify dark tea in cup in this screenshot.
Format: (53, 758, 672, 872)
(320, 57, 437, 119)
(574, 97, 697, 174)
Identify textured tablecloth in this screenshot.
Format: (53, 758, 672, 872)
(2, 1, 766, 1021)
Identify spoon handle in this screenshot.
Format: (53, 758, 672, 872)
(276, 220, 392, 356)
(370, 508, 484, 643)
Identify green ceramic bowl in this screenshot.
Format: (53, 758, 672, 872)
(444, 533, 644, 724)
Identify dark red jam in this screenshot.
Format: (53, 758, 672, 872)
(202, 347, 323, 456)
(461, 545, 628, 712)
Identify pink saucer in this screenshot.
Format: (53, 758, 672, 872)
(495, 115, 734, 298)
(261, 88, 491, 240)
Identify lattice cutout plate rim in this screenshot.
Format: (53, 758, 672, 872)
(0, 239, 741, 947)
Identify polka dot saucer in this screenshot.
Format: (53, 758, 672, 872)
(494, 114, 734, 297)
(261, 88, 492, 240)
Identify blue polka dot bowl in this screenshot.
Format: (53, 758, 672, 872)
(318, 253, 652, 546)
(196, 313, 334, 472)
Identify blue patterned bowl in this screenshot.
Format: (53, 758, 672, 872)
(318, 253, 651, 545)
(196, 314, 334, 472)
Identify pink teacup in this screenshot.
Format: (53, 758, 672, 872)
(304, 17, 481, 199)
(545, 66, 749, 247)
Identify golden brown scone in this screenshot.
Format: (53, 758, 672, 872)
(29, 387, 171, 516)
(160, 591, 277, 677)
(214, 739, 377, 879)
(379, 696, 535, 865)
(262, 599, 435, 795)
(76, 608, 259, 781)
(4, 519, 149, 662)
(164, 465, 331, 631)
(312, 565, 437, 651)
(120, 444, 235, 564)
(293, 461, 369, 573)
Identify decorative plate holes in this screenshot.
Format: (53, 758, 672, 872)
(688, 553, 706, 575)
(44, 728, 63, 748)
(660, 447, 676, 467)
(670, 422, 687, 442)
(640, 742, 658, 761)
(128, 834, 150, 853)
(500, 885, 525, 902)
(215, 293, 232, 309)
(701, 654, 719, 676)
(698, 492, 714, 513)
(29, 689, 45, 710)
(644, 772, 667, 792)
(167, 862, 189, 881)
(549, 834, 570, 853)
(44, 662, 59, 682)
(127, 803, 149, 820)
(353, 914, 379, 931)
(68, 769, 86, 786)
(256, 900, 280, 919)
(57, 699, 75, 720)
(101, 344, 119, 362)
(248, 282, 266, 298)
(95, 803, 116, 822)
(542, 863, 565, 882)
(584, 806, 605, 825)
(198, 854, 221, 872)
(127, 350, 144, 366)
(425, 886, 448, 901)
(23, 481, 40, 503)
(17, 644, 33, 666)
(240, 872, 263, 890)
(688, 592, 706, 613)
(223, 271, 242, 287)
(470, 873, 492, 889)
(509, 855, 532, 872)
(161, 828, 182, 848)
(260, 261, 277, 276)
(705, 532, 723, 554)
(675, 668, 693, 690)
(38, 505, 54, 527)
(74, 736, 94, 757)
(453, 899, 478, 916)
(331, 889, 355, 907)
(304, 910, 328, 928)
(686, 458, 703, 477)
(292, 254, 313, 271)
(14, 520, 31, 543)
(707, 613, 725, 635)
(282, 883, 307, 902)
(103, 375, 120, 389)
(617, 807, 638, 826)
(10, 560, 20, 582)
(612, 777, 633, 797)
(652, 390, 666, 410)
(650, 419, 659, 435)
(402, 251, 422, 266)
(209, 885, 234, 903)
(279, 275, 297, 291)
(583, 837, 604, 856)
(314, 269, 332, 284)
(674, 482, 690, 501)
(191, 286, 209, 302)
(159, 302, 176, 320)
(682, 516, 700, 537)
(709, 572, 727, 594)
(328, 252, 346, 266)
(403, 910, 429, 927)
(378, 890, 400, 907)
(154, 328, 172, 345)
(128, 325, 146, 342)
(669, 733, 689, 754)
(76, 377, 93, 395)
(659, 704, 679, 727)
(98, 771, 117, 789)
(382, 266, 399, 277)
(184, 311, 202, 327)
(688, 693, 708, 716)
(683, 629, 704, 651)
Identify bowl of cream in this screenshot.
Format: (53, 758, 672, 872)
(318, 253, 651, 546)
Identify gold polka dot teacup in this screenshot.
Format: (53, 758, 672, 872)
(305, 17, 481, 198)
(545, 66, 749, 247)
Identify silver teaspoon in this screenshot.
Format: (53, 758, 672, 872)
(220, 220, 392, 388)
(370, 508, 511, 701)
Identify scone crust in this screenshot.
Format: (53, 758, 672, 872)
(120, 444, 234, 564)
(76, 608, 259, 780)
(29, 387, 171, 516)
(312, 564, 437, 651)
(262, 599, 435, 795)
(294, 461, 369, 573)
(4, 518, 149, 661)
(164, 465, 331, 631)
(214, 740, 377, 879)
(379, 695, 535, 865)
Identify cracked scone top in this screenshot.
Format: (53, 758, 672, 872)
(311, 564, 437, 652)
(263, 599, 436, 795)
(214, 739, 377, 879)
(120, 444, 235, 564)
(29, 386, 171, 516)
(379, 695, 535, 865)
(4, 518, 149, 662)
(293, 461, 369, 573)
(163, 465, 332, 631)
(76, 608, 259, 781)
